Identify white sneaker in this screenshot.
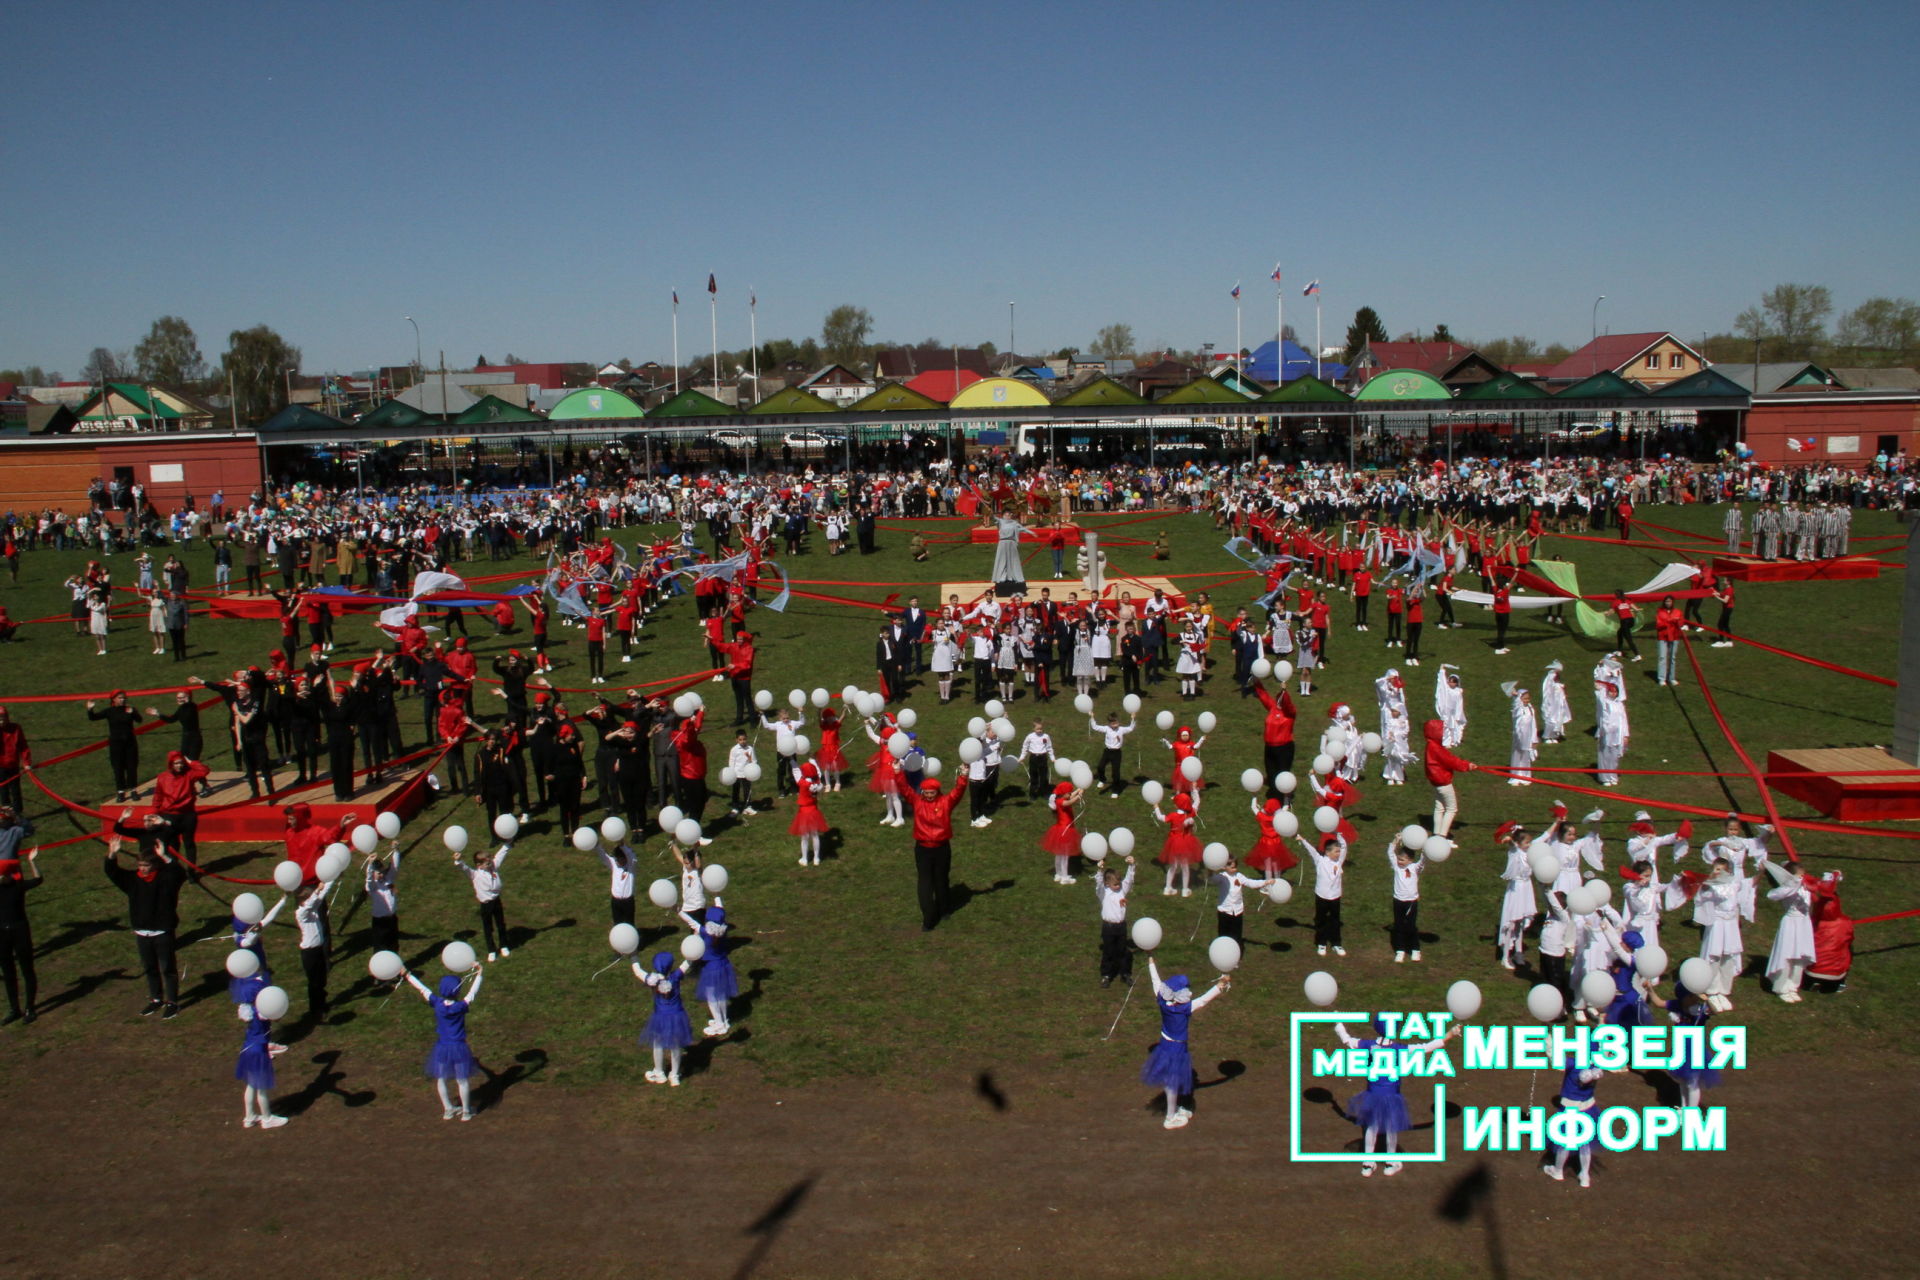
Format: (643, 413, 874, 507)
(487, 952, 498, 962)
(243, 1115, 258, 1128)
(1384, 1162, 1402, 1176)
(799, 855, 809, 865)
(1394, 951, 1406, 963)
(1180, 887, 1191, 897)
(1333, 946, 1346, 956)
(1542, 1162, 1564, 1181)
(259, 1115, 287, 1129)
(698, 837, 713, 846)
(1576, 1170, 1591, 1188)
(500, 948, 510, 957)
(1162, 1112, 1190, 1130)
(460, 1107, 475, 1121)
(743, 807, 758, 816)
(1410, 950, 1422, 962)
(668, 1074, 681, 1087)
(1361, 1162, 1376, 1177)
(444, 1105, 458, 1120)
(1317, 945, 1327, 956)
(622, 655, 632, 662)
(645, 1069, 667, 1084)
(1061, 877, 1076, 885)
(1163, 887, 1176, 896)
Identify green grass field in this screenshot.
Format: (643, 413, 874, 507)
(1, 503, 1914, 1110)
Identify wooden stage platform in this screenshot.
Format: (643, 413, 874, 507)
(939, 573, 1186, 606)
(1767, 746, 1920, 821)
(966, 523, 1087, 545)
(1713, 554, 1882, 584)
(107, 763, 432, 842)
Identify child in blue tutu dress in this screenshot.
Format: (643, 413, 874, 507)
(1334, 1019, 1461, 1176)
(1605, 930, 1652, 1030)
(688, 907, 737, 1038)
(1542, 1061, 1611, 1188)
(233, 975, 287, 1130)
(1140, 957, 1230, 1129)
(228, 896, 285, 1003)
(1662, 985, 1720, 1109)
(635, 951, 694, 1086)
(404, 964, 485, 1120)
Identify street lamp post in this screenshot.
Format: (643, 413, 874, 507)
(1009, 302, 1015, 360)
(405, 316, 422, 388)
(1590, 296, 1606, 373)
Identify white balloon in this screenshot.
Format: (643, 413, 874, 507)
(1070, 761, 1095, 791)
(658, 805, 684, 833)
(1580, 971, 1618, 1011)
(861, 692, 885, 717)
(688, 693, 704, 711)
(1568, 883, 1599, 915)
(443, 825, 469, 854)
(680, 933, 707, 962)
(1264, 878, 1294, 904)
(967, 716, 988, 738)
(374, 811, 403, 840)
(894, 707, 917, 728)
(776, 732, 798, 757)
(1324, 730, 1349, 758)
(674, 693, 697, 718)
(985, 699, 1006, 719)
(1208, 936, 1241, 973)
(754, 689, 774, 710)
(1054, 757, 1075, 778)
(674, 819, 703, 848)
(1634, 945, 1669, 979)
(225, 949, 260, 980)
(368, 950, 404, 981)
(1423, 837, 1453, 864)
(1272, 809, 1300, 839)
(1678, 957, 1715, 994)
(1311, 753, 1335, 776)
(1526, 983, 1566, 1022)
(252, 986, 290, 1021)
(1529, 847, 1561, 884)
(1400, 824, 1430, 852)
(441, 941, 477, 974)
(1155, 710, 1175, 731)
(719, 766, 737, 786)
(1304, 970, 1338, 1007)
(788, 688, 806, 709)
(1586, 880, 1613, 908)
(609, 924, 640, 956)
(231, 892, 265, 925)
(1179, 756, 1203, 782)
(811, 688, 830, 709)
(1122, 693, 1142, 714)
(1251, 657, 1273, 680)
(959, 738, 983, 764)
(841, 684, 862, 704)
(701, 864, 729, 894)
(888, 734, 912, 759)
(1108, 827, 1135, 857)
(493, 814, 520, 841)
(1274, 661, 1294, 683)
(1447, 980, 1483, 1021)
(316, 851, 348, 884)
(1312, 806, 1340, 834)
(1274, 770, 1297, 795)
(1197, 711, 1218, 734)
(1361, 732, 1383, 754)
(1202, 842, 1230, 871)
(741, 762, 763, 782)
(991, 718, 1015, 743)
(648, 878, 678, 909)
(1141, 780, 1166, 806)
(923, 756, 943, 778)
(350, 824, 379, 854)
(272, 861, 303, 893)
(1081, 833, 1108, 860)
(571, 826, 600, 852)
(1130, 917, 1163, 951)
(1240, 768, 1264, 793)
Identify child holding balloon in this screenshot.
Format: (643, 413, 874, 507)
(1094, 853, 1136, 987)
(403, 958, 484, 1119)
(1387, 833, 1426, 963)
(1209, 854, 1273, 946)
(1333, 1019, 1461, 1175)
(1141, 955, 1229, 1129)
(690, 906, 736, 1037)
(1042, 781, 1084, 884)
(452, 838, 511, 962)
(233, 978, 289, 1129)
(1296, 833, 1347, 956)
(1151, 792, 1202, 897)
(1243, 798, 1297, 875)
(635, 951, 694, 1086)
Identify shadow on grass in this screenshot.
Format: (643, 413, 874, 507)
(280, 1048, 378, 1117)
(36, 967, 127, 1016)
(32, 916, 119, 958)
(947, 877, 1016, 918)
(472, 1047, 549, 1111)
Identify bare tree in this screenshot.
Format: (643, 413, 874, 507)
(134, 315, 206, 387)
(1834, 297, 1920, 365)
(81, 346, 127, 384)
(1090, 323, 1135, 359)
(821, 305, 874, 365)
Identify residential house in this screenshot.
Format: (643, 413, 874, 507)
(798, 363, 877, 406)
(1345, 341, 1505, 391)
(1542, 333, 1706, 388)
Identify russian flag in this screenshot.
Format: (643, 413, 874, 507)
(1303, 280, 1321, 297)
(1230, 282, 1241, 299)
(1269, 264, 1283, 282)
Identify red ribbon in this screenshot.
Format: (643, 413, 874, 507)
(1690, 624, 1895, 686)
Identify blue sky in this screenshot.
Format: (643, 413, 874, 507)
(5, 0, 1916, 378)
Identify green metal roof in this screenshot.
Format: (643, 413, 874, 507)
(850, 383, 944, 413)
(1354, 369, 1453, 402)
(1054, 376, 1147, 407)
(453, 394, 544, 424)
(1256, 375, 1350, 404)
(748, 386, 837, 415)
(1154, 375, 1251, 405)
(550, 387, 646, 420)
(258, 404, 351, 433)
(1650, 368, 1752, 399)
(356, 399, 438, 430)
(1554, 370, 1647, 399)
(1460, 373, 1549, 401)
(77, 383, 186, 419)
(648, 388, 732, 418)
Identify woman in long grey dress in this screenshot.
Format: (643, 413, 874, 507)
(991, 517, 1028, 593)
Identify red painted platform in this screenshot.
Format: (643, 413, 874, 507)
(1767, 747, 1920, 821)
(1713, 554, 1882, 583)
(106, 762, 434, 843)
(967, 523, 1086, 545)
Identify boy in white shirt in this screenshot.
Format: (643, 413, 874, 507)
(1095, 854, 1136, 988)
(1211, 855, 1273, 946)
(1388, 834, 1425, 962)
(727, 730, 758, 817)
(1297, 832, 1347, 956)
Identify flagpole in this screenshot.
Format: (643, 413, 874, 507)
(1235, 299, 1242, 376)
(709, 287, 720, 396)
(1276, 267, 1285, 386)
(749, 288, 758, 396)
(672, 294, 680, 395)
(1315, 293, 1323, 381)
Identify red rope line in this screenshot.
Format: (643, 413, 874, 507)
(1682, 633, 1797, 860)
(1690, 624, 1896, 686)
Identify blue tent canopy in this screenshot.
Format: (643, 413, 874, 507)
(1245, 339, 1347, 384)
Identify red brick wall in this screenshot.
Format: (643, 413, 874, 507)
(1744, 398, 1919, 468)
(0, 437, 262, 515)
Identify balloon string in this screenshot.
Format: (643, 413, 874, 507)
(1101, 973, 1135, 1041)
(591, 955, 626, 981)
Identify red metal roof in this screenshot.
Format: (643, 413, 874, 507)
(1359, 341, 1479, 374)
(1545, 333, 1679, 381)
(902, 369, 982, 403)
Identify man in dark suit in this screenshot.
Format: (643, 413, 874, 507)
(856, 505, 877, 555)
(901, 596, 928, 674)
